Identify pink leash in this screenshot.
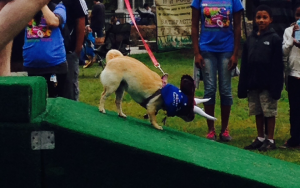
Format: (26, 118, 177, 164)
(124, 0, 166, 75)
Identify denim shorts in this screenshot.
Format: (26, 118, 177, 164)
(199, 51, 233, 106)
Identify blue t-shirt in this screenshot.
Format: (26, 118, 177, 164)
(161, 84, 189, 117)
(23, 4, 67, 68)
(191, 0, 243, 52)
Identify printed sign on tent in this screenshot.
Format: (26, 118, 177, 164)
(155, 0, 192, 52)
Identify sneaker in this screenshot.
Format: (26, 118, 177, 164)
(206, 131, 216, 141)
(258, 139, 276, 152)
(244, 138, 264, 150)
(219, 130, 232, 142)
(279, 142, 300, 149)
(83, 60, 95, 68)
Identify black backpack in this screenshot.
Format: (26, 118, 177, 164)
(59, 24, 71, 52)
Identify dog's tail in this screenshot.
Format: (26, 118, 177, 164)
(106, 49, 124, 63)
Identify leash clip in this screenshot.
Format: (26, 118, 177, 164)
(156, 65, 167, 76)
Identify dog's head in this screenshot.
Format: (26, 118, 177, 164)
(176, 75, 195, 122)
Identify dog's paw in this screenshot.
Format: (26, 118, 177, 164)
(156, 126, 163, 130)
(143, 114, 149, 119)
(118, 113, 127, 118)
(153, 125, 163, 130)
(99, 108, 106, 113)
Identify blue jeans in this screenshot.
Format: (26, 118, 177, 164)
(200, 51, 233, 106)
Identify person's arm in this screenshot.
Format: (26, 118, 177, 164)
(41, 5, 60, 27)
(282, 27, 294, 56)
(0, 0, 49, 51)
(191, 7, 204, 69)
(270, 36, 284, 100)
(74, 16, 86, 57)
(228, 10, 242, 70)
(0, 0, 49, 76)
(237, 41, 248, 99)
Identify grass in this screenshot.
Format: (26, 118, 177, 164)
(78, 49, 300, 165)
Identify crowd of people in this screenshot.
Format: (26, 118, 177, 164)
(0, 0, 300, 151)
(192, 0, 300, 151)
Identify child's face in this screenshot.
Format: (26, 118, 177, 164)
(295, 7, 300, 21)
(255, 10, 272, 33)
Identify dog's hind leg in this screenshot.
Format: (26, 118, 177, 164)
(115, 83, 126, 118)
(99, 87, 108, 113)
(99, 84, 119, 113)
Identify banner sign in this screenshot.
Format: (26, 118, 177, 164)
(155, 0, 192, 52)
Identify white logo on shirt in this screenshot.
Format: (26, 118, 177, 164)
(264, 41, 270, 45)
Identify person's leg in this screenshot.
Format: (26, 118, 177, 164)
(201, 51, 217, 138)
(217, 52, 233, 140)
(287, 76, 300, 146)
(56, 73, 67, 98)
(63, 53, 79, 101)
(264, 117, 268, 138)
(244, 114, 265, 150)
(0, 41, 12, 76)
(266, 116, 275, 140)
(258, 115, 276, 151)
(256, 114, 265, 138)
(44, 74, 57, 98)
(244, 90, 265, 150)
(260, 90, 278, 140)
(258, 90, 277, 151)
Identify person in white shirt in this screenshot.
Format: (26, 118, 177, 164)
(281, 5, 300, 149)
(144, 3, 155, 16)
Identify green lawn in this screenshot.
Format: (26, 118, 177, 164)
(78, 49, 300, 165)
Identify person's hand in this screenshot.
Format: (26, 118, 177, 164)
(228, 55, 238, 70)
(292, 24, 299, 38)
(293, 38, 300, 48)
(195, 53, 204, 69)
(86, 25, 92, 33)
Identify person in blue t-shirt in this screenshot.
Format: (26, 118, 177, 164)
(191, 0, 244, 141)
(23, 2, 67, 98)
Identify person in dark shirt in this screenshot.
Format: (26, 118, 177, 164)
(252, 0, 300, 136)
(52, 0, 88, 101)
(253, 0, 300, 39)
(90, 0, 105, 38)
(238, 5, 284, 151)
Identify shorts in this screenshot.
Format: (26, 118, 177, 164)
(248, 90, 278, 117)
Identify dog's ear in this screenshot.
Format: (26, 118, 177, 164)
(161, 74, 168, 87)
(180, 75, 195, 95)
(176, 75, 196, 122)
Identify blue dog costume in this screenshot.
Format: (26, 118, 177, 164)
(162, 75, 195, 122)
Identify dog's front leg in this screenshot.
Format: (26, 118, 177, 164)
(148, 108, 162, 130)
(147, 96, 163, 130)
